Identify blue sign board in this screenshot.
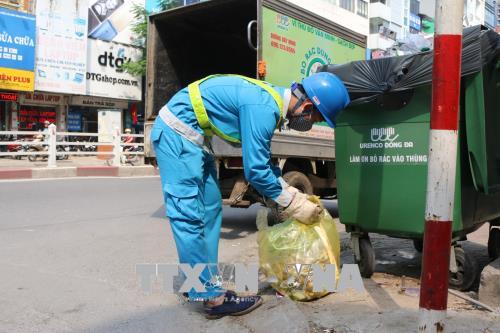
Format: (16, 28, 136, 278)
(409, 13, 421, 31)
(0, 7, 36, 71)
(67, 111, 83, 131)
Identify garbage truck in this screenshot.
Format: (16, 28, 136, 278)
(144, 0, 366, 208)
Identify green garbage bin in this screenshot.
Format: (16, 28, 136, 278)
(322, 26, 500, 290)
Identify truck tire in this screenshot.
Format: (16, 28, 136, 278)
(283, 171, 313, 195)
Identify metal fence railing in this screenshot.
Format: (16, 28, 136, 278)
(0, 125, 144, 167)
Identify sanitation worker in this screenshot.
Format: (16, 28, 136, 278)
(151, 73, 349, 319)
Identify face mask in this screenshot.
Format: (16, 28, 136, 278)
(288, 114, 313, 132)
(287, 95, 315, 132)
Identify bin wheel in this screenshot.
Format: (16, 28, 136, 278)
(283, 171, 313, 195)
(488, 227, 500, 260)
(356, 237, 376, 278)
(448, 246, 478, 291)
(413, 239, 423, 253)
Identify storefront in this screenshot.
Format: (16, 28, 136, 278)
(69, 96, 129, 133)
(124, 101, 144, 134)
(0, 8, 36, 132)
(14, 92, 67, 131)
(81, 39, 143, 134)
(0, 92, 18, 131)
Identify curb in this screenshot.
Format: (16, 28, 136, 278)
(0, 165, 158, 180)
(0, 168, 33, 180)
(77, 166, 119, 177)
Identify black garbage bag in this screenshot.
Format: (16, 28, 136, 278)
(319, 26, 499, 105)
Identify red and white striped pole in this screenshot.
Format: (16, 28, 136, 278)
(419, 1, 464, 332)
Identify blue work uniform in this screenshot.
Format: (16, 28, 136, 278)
(151, 76, 292, 300)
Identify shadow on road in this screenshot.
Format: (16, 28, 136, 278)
(151, 206, 165, 219)
(364, 278, 401, 310)
(219, 200, 339, 240)
(220, 204, 261, 240)
(341, 235, 490, 291)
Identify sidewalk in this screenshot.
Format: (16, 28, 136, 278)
(0, 156, 158, 179)
(203, 222, 500, 333)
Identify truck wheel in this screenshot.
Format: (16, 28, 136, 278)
(488, 227, 500, 260)
(413, 239, 423, 253)
(356, 237, 375, 278)
(448, 246, 478, 291)
(283, 171, 313, 195)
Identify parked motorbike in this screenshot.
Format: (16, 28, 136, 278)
(80, 136, 97, 152)
(56, 145, 70, 160)
(7, 139, 24, 160)
(0, 135, 9, 155)
(0, 135, 24, 159)
(121, 145, 143, 166)
(27, 135, 47, 162)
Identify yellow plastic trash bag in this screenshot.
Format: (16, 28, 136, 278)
(257, 197, 340, 301)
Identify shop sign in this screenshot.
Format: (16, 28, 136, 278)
(88, 0, 145, 44)
(86, 39, 142, 100)
(67, 111, 83, 131)
(70, 95, 128, 109)
(409, 13, 421, 31)
(35, 0, 89, 94)
(0, 8, 36, 92)
(20, 92, 65, 106)
(18, 106, 57, 130)
(0, 92, 18, 102)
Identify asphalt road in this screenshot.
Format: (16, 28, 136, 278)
(0, 177, 321, 332)
(0, 177, 495, 333)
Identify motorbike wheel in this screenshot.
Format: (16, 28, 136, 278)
(62, 147, 69, 160)
(28, 148, 38, 162)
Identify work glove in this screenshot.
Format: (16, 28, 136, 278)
(285, 184, 300, 195)
(283, 192, 323, 224)
(278, 177, 299, 194)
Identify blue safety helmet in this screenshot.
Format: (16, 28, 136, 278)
(301, 72, 350, 128)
